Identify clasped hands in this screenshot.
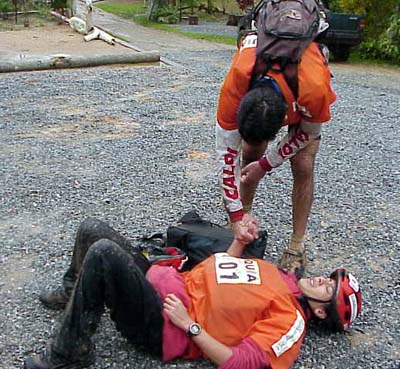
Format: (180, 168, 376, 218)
(232, 213, 259, 245)
(232, 161, 267, 245)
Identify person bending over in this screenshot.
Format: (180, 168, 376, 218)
(216, 32, 336, 275)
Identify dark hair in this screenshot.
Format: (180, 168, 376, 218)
(307, 300, 344, 333)
(237, 85, 287, 145)
(320, 301, 344, 332)
(297, 296, 343, 333)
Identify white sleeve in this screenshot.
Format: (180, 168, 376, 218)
(263, 121, 323, 169)
(215, 123, 244, 217)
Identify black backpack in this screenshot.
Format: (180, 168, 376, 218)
(140, 211, 268, 272)
(251, 0, 327, 94)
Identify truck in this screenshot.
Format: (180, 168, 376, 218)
(237, 0, 366, 62)
(316, 0, 366, 61)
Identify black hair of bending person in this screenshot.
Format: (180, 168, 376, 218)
(237, 85, 287, 145)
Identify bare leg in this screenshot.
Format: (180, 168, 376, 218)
(290, 139, 320, 238)
(240, 140, 268, 212)
(279, 137, 320, 275)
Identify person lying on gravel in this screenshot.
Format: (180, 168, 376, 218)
(216, 33, 336, 276)
(24, 218, 362, 369)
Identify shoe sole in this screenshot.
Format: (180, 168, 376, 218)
(24, 355, 94, 369)
(38, 297, 67, 311)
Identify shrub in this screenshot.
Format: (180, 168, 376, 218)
(360, 13, 400, 63)
(0, 0, 13, 12)
(152, 4, 179, 24)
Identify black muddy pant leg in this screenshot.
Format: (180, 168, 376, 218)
(53, 239, 163, 360)
(62, 218, 149, 295)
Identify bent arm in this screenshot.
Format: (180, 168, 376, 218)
(219, 337, 270, 369)
(164, 294, 268, 368)
(258, 121, 323, 172)
(194, 334, 270, 369)
(191, 328, 233, 365)
(163, 293, 233, 365)
(164, 294, 271, 369)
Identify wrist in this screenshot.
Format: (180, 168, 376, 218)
(186, 322, 202, 338)
(229, 209, 244, 223)
(258, 156, 272, 172)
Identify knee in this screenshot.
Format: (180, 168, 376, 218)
(291, 152, 317, 180)
(78, 217, 104, 235)
(87, 239, 118, 258)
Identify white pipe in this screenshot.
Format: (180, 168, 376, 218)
(84, 27, 115, 45)
(50, 10, 115, 45)
(50, 10, 70, 23)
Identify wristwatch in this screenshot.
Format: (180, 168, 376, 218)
(186, 322, 202, 338)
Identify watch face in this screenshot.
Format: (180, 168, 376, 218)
(188, 323, 202, 337)
(190, 323, 201, 335)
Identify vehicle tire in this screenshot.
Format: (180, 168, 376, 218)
(332, 46, 351, 61)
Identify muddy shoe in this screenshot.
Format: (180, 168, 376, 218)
(278, 248, 306, 277)
(24, 348, 94, 369)
(278, 235, 307, 277)
(39, 286, 70, 310)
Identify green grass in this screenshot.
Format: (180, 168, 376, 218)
(0, 12, 54, 30)
(95, 1, 236, 46)
(348, 51, 400, 69)
(96, 2, 146, 18)
(137, 17, 236, 45)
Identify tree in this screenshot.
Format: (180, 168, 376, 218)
(323, 0, 400, 62)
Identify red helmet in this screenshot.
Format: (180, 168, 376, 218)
(329, 268, 362, 331)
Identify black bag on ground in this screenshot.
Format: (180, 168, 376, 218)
(166, 210, 268, 271)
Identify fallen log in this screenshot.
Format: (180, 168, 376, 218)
(0, 52, 160, 73)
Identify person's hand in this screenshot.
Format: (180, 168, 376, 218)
(163, 293, 192, 331)
(232, 218, 257, 244)
(241, 161, 267, 187)
(242, 213, 259, 240)
(227, 215, 259, 256)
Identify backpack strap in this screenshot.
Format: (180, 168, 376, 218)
(282, 63, 299, 98)
(250, 74, 283, 98)
(254, 54, 299, 98)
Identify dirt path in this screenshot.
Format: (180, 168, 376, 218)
(90, 6, 234, 52)
(0, 17, 138, 60)
(0, 7, 234, 71)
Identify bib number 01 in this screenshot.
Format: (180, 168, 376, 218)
(215, 253, 261, 285)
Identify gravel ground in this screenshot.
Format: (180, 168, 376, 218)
(0, 13, 399, 369)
